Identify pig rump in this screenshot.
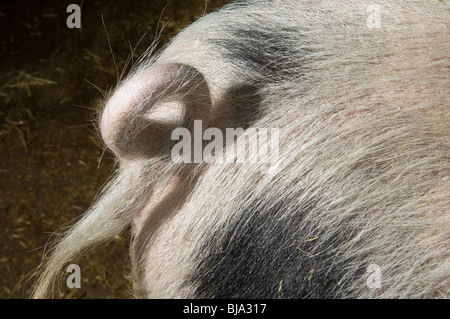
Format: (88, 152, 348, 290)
(33, 0, 449, 298)
(32, 62, 212, 297)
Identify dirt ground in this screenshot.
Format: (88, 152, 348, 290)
(0, 0, 232, 299)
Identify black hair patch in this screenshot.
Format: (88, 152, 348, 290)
(185, 197, 357, 298)
(213, 25, 311, 86)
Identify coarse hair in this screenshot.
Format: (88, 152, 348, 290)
(33, 0, 449, 298)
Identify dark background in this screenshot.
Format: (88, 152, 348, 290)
(0, 0, 232, 299)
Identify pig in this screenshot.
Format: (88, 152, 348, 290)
(33, 0, 449, 299)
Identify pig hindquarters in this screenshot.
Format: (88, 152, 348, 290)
(33, 0, 449, 299)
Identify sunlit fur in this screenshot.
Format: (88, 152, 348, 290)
(33, 0, 449, 298)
